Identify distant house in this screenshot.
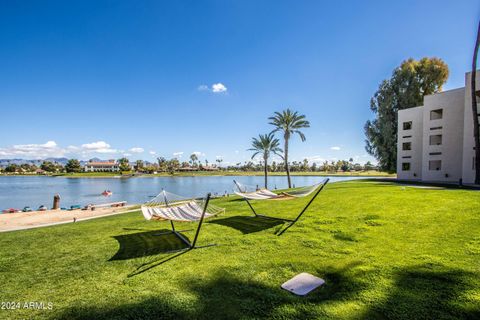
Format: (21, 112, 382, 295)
(84, 160, 120, 172)
(178, 166, 199, 171)
(35, 169, 46, 175)
(201, 166, 219, 171)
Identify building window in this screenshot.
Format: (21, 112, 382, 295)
(430, 126, 442, 130)
(403, 121, 412, 130)
(429, 160, 442, 171)
(430, 109, 443, 120)
(429, 134, 442, 146)
(402, 156, 412, 159)
(402, 142, 412, 151)
(402, 163, 410, 171)
(403, 135, 412, 138)
(429, 152, 442, 155)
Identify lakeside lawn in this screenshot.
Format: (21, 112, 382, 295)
(51, 170, 395, 178)
(0, 180, 479, 319)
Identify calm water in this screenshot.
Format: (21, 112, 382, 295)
(0, 175, 365, 209)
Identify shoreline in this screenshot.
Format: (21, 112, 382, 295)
(0, 205, 138, 233)
(0, 171, 396, 179)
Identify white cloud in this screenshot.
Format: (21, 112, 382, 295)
(305, 156, 326, 163)
(0, 140, 123, 159)
(123, 153, 132, 157)
(330, 146, 341, 151)
(197, 83, 228, 93)
(149, 151, 156, 155)
(129, 147, 144, 153)
(212, 83, 227, 93)
(192, 151, 205, 157)
(81, 141, 117, 154)
(215, 155, 223, 160)
(172, 152, 184, 158)
(0, 141, 66, 158)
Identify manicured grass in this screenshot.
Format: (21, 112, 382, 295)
(0, 181, 479, 319)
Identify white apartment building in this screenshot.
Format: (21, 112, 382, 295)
(397, 70, 478, 184)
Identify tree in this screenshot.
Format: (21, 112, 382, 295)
(190, 153, 198, 167)
(4, 164, 18, 173)
(471, 19, 480, 184)
(118, 158, 131, 172)
(364, 161, 374, 171)
(301, 159, 309, 171)
(167, 158, 180, 174)
(41, 161, 57, 172)
(157, 157, 167, 172)
(364, 57, 449, 172)
(215, 158, 223, 170)
(248, 133, 282, 188)
(269, 108, 310, 188)
(65, 159, 82, 173)
(134, 160, 144, 172)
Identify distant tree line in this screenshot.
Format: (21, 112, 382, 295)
(0, 157, 377, 175)
(221, 159, 376, 173)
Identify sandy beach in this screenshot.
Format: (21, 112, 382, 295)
(0, 205, 138, 232)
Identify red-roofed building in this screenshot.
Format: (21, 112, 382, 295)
(84, 160, 120, 172)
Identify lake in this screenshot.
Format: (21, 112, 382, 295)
(0, 175, 367, 210)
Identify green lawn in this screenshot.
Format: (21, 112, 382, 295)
(0, 181, 479, 319)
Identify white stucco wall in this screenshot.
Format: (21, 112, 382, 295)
(461, 71, 479, 184)
(421, 88, 465, 182)
(397, 106, 423, 180)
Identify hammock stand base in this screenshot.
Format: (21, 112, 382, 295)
(237, 179, 329, 226)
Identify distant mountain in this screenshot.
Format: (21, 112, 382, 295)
(0, 158, 85, 168)
(45, 158, 70, 165)
(0, 157, 135, 168)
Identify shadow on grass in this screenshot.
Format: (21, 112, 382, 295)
(57, 266, 367, 320)
(109, 229, 191, 261)
(208, 216, 286, 234)
(127, 250, 190, 278)
(363, 265, 480, 319)
(56, 264, 479, 319)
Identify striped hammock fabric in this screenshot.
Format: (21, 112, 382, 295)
(141, 190, 225, 222)
(234, 179, 328, 201)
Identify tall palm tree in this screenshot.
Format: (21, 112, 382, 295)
(269, 108, 310, 188)
(248, 133, 282, 188)
(471, 19, 480, 184)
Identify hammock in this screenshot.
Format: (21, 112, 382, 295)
(233, 179, 328, 200)
(140, 190, 224, 250)
(142, 190, 225, 221)
(232, 179, 330, 228)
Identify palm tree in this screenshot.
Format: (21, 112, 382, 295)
(269, 108, 310, 188)
(190, 153, 198, 167)
(248, 133, 282, 188)
(471, 19, 480, 184)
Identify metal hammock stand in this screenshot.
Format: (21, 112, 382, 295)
(141, 190, 225, 250)
(233, 178, 329, 223)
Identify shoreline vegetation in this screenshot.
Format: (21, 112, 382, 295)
(0, 170, 396, 178)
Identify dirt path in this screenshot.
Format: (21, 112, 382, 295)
(0, 205, 139, 233)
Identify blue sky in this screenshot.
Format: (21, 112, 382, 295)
(0, 0, 479, 165)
